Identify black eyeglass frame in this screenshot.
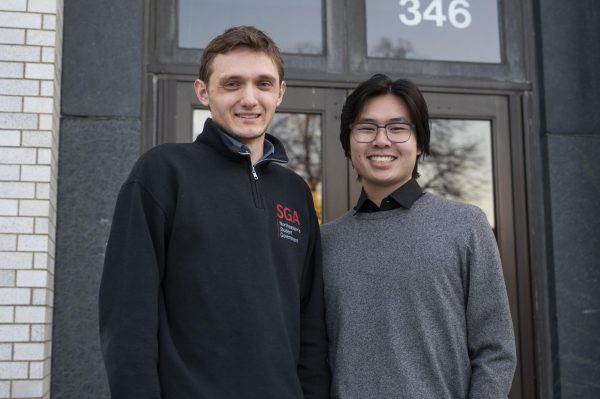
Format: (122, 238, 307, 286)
(350, 122, 416, 143)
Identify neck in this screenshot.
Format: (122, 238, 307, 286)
(244, 139, 264, 165)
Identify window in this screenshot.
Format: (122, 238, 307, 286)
(366, 0, 501, 63)
(420, 119, 495, 227)
(153, 0, 525, 83)
(178, 0, 323, 54)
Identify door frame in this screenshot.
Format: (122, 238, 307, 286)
(153, 79, 535, 398)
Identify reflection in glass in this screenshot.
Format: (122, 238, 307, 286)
(366, 0, 501, 63)
(270, 113, 323, 222)
(192, 110, 323, 222)
(178, 0, 323, 54)
(419, 119, 495, 227)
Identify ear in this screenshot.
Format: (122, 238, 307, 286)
(194, 79, 210, 107)
(417, 145, 422, 156)
(276, 80, 286, 107)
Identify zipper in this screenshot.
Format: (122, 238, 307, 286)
(240, 150, 261, 207)
(238, 148, 287, 208)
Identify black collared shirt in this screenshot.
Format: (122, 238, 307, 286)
(354, 179, 423, 213)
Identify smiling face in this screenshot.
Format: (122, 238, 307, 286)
(194, 47, 286, 149)
(350, 94, 421, 200)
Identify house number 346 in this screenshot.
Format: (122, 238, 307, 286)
(399, 0, 472, 29)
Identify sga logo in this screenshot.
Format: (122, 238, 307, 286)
(276, 203, 300, 225)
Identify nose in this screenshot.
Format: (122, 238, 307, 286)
(372, 126, 391, 147)
(240, 85, 258, 107)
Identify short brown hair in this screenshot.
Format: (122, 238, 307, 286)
(199, 26, 284, 84)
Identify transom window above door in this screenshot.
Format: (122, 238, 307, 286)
(153, 0, 527, 84)
(178, 0, 324, 54)
(366, 0, 502, 63)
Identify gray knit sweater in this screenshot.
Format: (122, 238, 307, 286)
(321, 193, 516, 399)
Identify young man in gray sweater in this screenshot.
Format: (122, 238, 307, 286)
(321, 74, 516, 398)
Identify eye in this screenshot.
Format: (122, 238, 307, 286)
(387, 123, 410, 133)
(355, 124, 377, 133)
(223, 81, 240, 89)
(257, 80, 274, 89)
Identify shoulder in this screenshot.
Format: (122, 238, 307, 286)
(417, 193, 490, 228)
(268, 163, 314, 198)
(134, 142, 194, 166)
(416, 194, 498, 259)
(320, 211, 354, 237)
(270, 163, 309, 184)
(419, 192, 486, 217)
(121, 143, 198, 210)
(127, 143, 196, 182)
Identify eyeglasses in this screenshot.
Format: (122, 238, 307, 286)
(350, 122, 415, 143)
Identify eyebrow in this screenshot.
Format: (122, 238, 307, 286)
(256, 74, 277, 82)
(218, 74, 278, 83)
(356, 117, 411, 124)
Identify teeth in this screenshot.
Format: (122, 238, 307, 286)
(369, 155, 395, 161)
(237, 114, 259, 119)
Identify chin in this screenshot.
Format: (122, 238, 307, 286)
(231, 131, 264, 141)
(237, 130, 263, 138)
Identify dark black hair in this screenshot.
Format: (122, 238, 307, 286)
(339, 74, 430, 178)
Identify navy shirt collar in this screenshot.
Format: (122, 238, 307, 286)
(222, 132, 275, 160)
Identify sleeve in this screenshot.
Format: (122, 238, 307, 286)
(465, 210, 517, 398)
(98, 181, 167, 399)
(297, 201, 331, 398)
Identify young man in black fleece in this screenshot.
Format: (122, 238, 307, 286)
(99, 26, 330, 398)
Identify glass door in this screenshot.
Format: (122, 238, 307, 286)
(419, 92, 532, 399)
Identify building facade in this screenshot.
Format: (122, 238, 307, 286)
(0, 0, 598, 398)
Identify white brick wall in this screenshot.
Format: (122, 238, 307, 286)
(0, 0, 62, 397)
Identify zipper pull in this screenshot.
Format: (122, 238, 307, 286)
(251, 165, 258, 180)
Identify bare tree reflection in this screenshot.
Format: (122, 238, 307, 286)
(420, 120, 492, 210)
(269, 114, 322, 220)
(371, 37, 413, 58)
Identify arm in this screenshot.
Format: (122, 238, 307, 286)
(99, 181, 166, 398)
(298, 204, 331, 398)
(466, 210, 517, 398)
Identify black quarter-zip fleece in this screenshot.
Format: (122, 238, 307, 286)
(99, 119, 330, 398)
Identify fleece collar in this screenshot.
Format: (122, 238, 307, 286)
(195, 118, 288, 164)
